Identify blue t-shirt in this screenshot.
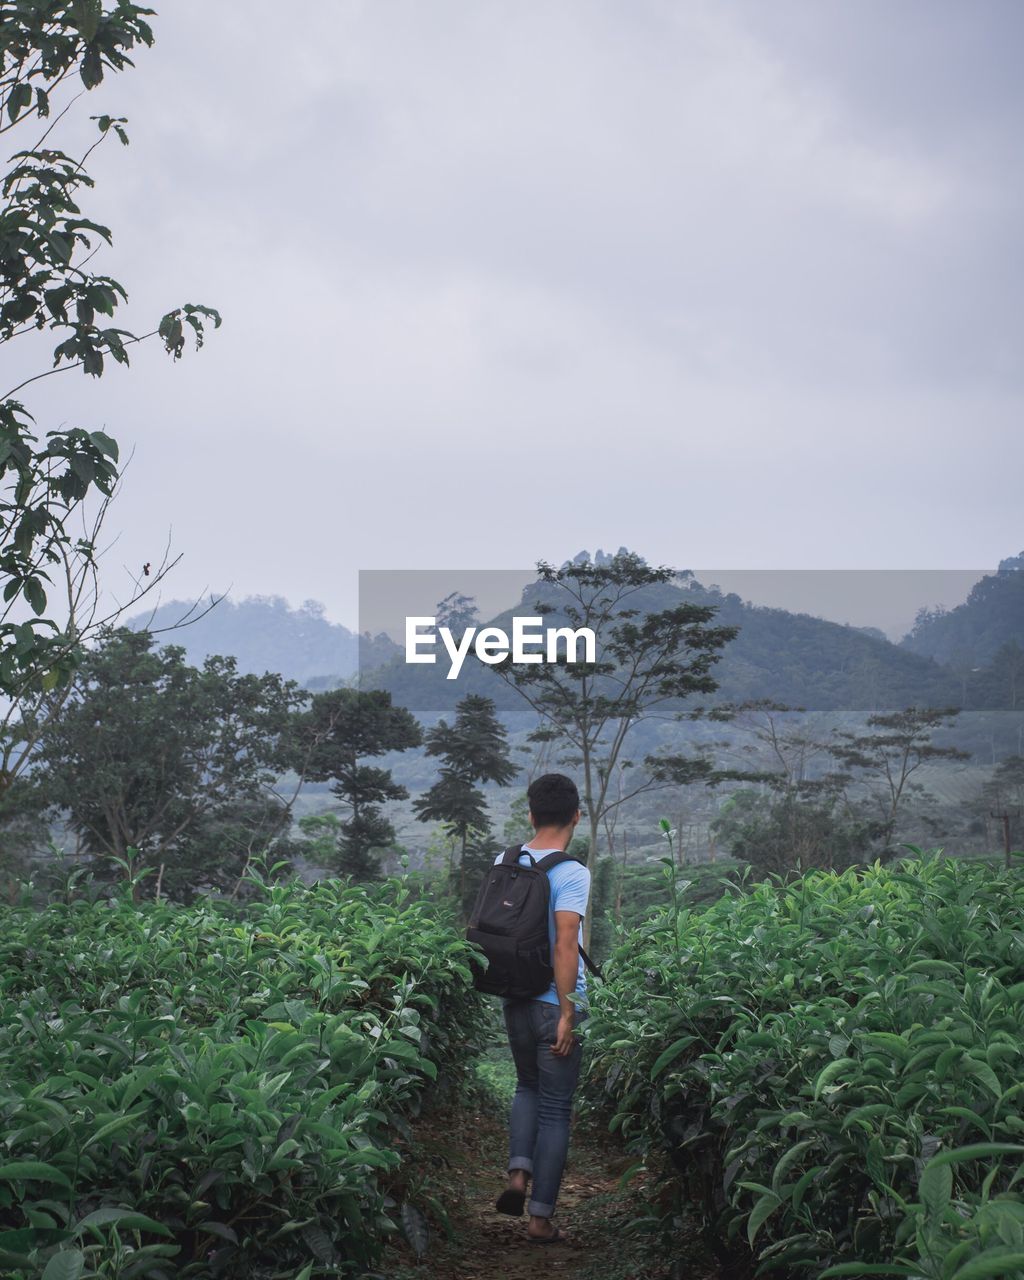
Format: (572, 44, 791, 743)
(495, 844, 591, 1008)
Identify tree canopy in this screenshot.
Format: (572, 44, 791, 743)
(1, 1, 219, 777)
(290, 688, 422, 879)
(29, 626, 303, 899)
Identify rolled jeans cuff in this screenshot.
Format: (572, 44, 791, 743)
(509, 1157, 533, 1174)
(528, 1197, 555, 1218)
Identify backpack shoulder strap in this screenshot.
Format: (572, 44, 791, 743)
(578, 944, 604, 981)
(535, 850, 581, 872)
(534, 851, 605, 981)
(501, 843, 534, 866)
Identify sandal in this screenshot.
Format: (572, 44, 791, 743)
(495, 1187, 526, 1216)
(528, 1227, 567, 1245)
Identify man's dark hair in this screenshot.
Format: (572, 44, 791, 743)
(527, 773, 580, 828)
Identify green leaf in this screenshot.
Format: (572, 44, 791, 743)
(860, 1031, 912, 1061)
(813, 1057, 857, 1101)
(73, 1208, 171, 1238)
(400, 1200, 429, 1258)
(197, 1221, 237, 1244)
(940, 1106, 992, 1139)
(73, 0, 103, 43)
(80, 44, 103, 88)
(866, 1135, 886, 1188)
(962, 1057, 1004, 1100)
(0, 1228, 37, 1266)
(42, 1251, 85, 1280)
(23, 577, 46, 616)
(820, 1267, 915, 1277)
(747, 1191, 781, 1248)
(905, 959, 960, 975)
(951, 1251, 1024, 1280)
(792, 1165, 824, 1212)
(770, 1140, 816, 1195)
(7, 83, 33, 125)
(617, 1160, 646, 1190)
(650, 1035, 696, 1079)
(0, 1161, 71, 1189)
(300, 1224, 335, 1263)
(918, 1159, 952, 1226)
(83, 1111, 146, 1149)
(925, 1144, 1024, 1169)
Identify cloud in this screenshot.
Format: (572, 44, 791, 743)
(18, 0, 1023, 629)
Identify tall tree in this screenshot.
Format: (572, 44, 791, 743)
(414, 768, 490, 885)
(705, 698, 873, 876)
(492, 551, 738, 949)
(435, 591, 480, 635)
(980, 640, 1024, 710)
(716, 699, 831, 788)
(978, 755, 1024, 866)
(711, 780, 878, 879)
(30, 627, 303, 899)
(1, 3, 220, 789)
(413, 693, 517, 902)
(293, 689, 421, 880)
(827, 706, 970, 851)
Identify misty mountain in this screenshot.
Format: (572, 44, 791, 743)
(366, 565, 958, 715)
(122, 594, 399, 685)
(901, 553, 1024, 667)
(120, 551, 1024, 715)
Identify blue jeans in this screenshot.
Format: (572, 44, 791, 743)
(503, 999, 588, 1218)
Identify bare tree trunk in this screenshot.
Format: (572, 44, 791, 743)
(231, 849, 254, 899)
(992, 810, 1012, 870)
(583, 809, 599, 951)
(615, 830, 627, 920)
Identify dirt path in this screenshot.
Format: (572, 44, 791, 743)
(382, 1083, 721, 1280)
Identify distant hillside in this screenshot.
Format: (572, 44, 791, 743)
(123, 595, 398, 684)
(365, 567, 958, 715)
(120, 557, 1012, 713)
(901, 553, 1024, 667)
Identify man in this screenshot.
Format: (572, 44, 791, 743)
(493, 772, 591, 1246)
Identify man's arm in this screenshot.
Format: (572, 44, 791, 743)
(551, 909, 582, 1056)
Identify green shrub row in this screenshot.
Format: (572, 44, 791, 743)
(580, 852, 1024, 1279)
(0, 877, 487, 1279)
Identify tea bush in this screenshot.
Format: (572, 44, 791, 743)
(0, 876, 487, 1278)
(580, 852, 1024, 1279)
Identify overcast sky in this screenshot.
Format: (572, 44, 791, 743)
(19, 0, 1023, 634)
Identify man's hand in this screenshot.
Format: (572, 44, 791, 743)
(551, 909, 582, 1056)
(551, 1010, 576, 1056)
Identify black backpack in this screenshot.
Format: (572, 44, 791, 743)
(466, 844, 603, 999)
